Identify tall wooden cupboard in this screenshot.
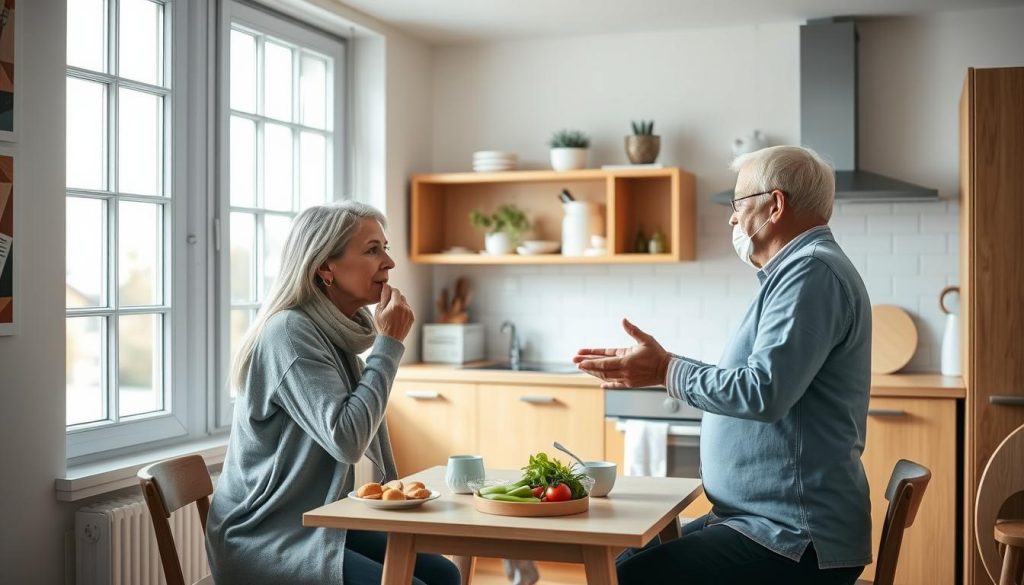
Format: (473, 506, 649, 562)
(960, 66, 1024, 585)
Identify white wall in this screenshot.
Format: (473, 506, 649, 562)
(430, 6, 1024, 372)
(0, 0, 68, 583)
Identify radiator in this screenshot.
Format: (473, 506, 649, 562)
(76, 496, 211, 585)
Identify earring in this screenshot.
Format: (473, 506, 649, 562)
(322, 276, 334, 288)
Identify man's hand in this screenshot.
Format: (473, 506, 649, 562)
(572, 319, 672, 388)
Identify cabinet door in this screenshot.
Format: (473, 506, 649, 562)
(477, 384, 603, 470)
(861, 397, 957, 585)
(386, 381, 478, 477)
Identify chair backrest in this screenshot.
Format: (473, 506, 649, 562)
(976, 424, 1024, 585)
(872, 459, 932, 585)
(137, 454, 214, 585)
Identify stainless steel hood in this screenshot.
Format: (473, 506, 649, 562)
(713, 18, 938, 205)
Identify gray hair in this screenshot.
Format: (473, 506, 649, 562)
(730, 145, 835, 221)
(230, 201, 387, 388)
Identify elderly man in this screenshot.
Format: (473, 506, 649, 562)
(575, 145, 871, 585)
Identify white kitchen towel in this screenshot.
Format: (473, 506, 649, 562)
(623, 419, 669, 477)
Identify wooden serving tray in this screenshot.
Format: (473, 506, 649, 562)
(472, 494, 589, 517)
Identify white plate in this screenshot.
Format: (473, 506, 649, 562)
(473, 150, 516, 159)
(473, 165, 516, 172)
(516, 246, 557, 256)
(346, 490, 441, 510)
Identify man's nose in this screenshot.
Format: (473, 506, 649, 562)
(728, 211, 739, 226)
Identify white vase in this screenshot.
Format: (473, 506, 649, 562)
(484, 231, 514, 255)
(550, 147, 588, 171)
(561, 201, 595, 256)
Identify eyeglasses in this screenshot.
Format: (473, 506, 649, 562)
(730, 190, 782, 212)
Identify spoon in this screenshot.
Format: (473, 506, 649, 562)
(553, 441, 587, 470)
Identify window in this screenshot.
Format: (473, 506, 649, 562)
(65, 0, 347, 457)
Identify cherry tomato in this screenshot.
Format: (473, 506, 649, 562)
(544, 482, 573, 502)
(531, 486, 545, 498)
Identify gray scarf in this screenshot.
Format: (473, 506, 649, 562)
(300, 291, 378, 371)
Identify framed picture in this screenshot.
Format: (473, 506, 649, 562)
(0, 0, 14, 142)
(0, 152, 14, 334)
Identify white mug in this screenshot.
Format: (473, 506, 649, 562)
(445, 455, 485, 494)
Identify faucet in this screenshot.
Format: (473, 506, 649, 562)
(500, 320, 521, 370)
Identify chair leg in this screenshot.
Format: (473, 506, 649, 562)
(999, 545, 1022, 585)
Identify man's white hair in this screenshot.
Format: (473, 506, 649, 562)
(730, 145, 835, 221)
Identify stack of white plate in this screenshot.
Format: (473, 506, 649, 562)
(472, 151, 517, 172)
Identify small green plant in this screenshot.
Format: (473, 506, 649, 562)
(631, 120, 655, 135)
(469, 204, 531, 239)
(548, 129, 590, 149)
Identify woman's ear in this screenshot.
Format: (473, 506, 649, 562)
(315, 262, 333, 283)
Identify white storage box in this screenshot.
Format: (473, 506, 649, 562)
(422, 323, 485, 364)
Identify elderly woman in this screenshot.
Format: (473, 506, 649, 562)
(206, 202, 460, 585)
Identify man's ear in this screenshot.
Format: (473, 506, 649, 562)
(770, 190, 786, 222)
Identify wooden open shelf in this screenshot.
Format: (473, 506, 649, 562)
(410, 168, 696, 264)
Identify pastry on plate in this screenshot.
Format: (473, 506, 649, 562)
(356, 482, 383, 500)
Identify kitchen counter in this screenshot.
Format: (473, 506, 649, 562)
(396, 362, 965, 399)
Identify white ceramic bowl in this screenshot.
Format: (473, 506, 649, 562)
(520, 240, 560, 254)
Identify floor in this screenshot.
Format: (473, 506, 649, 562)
(472, 558, 586, 585)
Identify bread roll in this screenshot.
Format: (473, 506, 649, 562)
(407, 488, 431, 500)
(357, 483, 383, 500)
(382, 488, 406, 501)
(384, 480, 404, 491)
(406, 481, 426, 492)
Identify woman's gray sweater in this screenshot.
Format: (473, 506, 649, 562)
(206, 309, 403, 585)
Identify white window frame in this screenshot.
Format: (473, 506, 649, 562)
(66, 0, 193, 459)
(216, 1, 347, 428)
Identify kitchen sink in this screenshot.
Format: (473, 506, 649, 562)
(462, 361, 579, 374)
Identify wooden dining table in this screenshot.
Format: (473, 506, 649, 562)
(303, 466, 703, 585)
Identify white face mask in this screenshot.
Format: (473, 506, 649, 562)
(731, 215, 771, 269)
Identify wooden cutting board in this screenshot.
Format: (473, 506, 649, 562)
(871, 305, 918, 374)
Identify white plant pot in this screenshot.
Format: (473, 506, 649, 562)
(484, 231, 514, 255)
(550, 147, 588, 172)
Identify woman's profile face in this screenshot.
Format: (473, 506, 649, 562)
(320, 218, 395, 316)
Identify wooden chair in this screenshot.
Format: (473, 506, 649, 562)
(137, 455, 216, 585)
(857, 459, 931, 585)
(976, 424, 1024, 585)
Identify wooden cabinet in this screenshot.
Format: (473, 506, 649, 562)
(476, 385, 604, 469)
(960, 66, 1024, 585)
(409, 168, 696, 264)
(387, 381, 478, 477)
(860, 397, 958, 585)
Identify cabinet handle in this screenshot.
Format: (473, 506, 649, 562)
(405, 390, 441, 400)
(989, 396, 1024, 407)
(868, 408, 906, 417)
(519, 395, 556, 404)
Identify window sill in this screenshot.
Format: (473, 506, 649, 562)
(56, 436, 229, 502)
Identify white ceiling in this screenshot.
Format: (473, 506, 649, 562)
(334, 0, 1024, 45)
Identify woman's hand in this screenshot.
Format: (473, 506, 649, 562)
(375, 283, 414, 342)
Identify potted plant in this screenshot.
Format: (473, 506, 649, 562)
(625, 120, 660, 164)
(549, 129, 590, 171)
(469, 204, 531, 255)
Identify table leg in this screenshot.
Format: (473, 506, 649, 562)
(450, 555, 476, 585)
(658, 516, 681, 543)
(582, 545, 618, 585)
(382, 533, 417, 585)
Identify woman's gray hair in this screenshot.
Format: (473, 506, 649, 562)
(230, 201, 387, 388)
(730, 145, 835, 221)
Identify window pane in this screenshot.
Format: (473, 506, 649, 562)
(299, 131, 326, 209)
(300, 54, 327, 129)
(119, 0, 163, 86)
(67, 316, 106, 425)
(262, 215, 291, 297)
(263, 41, 293, 121)
(118, 88, 163, 196)
(229, 309, 253, 398)
(67, 0, 106, 72)
(230, 29, 257, 113)
(118, 313, 162, 417)
(119, 201, 162, 306)
(263, 124, 293, 211)
(230, 116, 256, 207)
(67, 78, 107, 190)
(230, 212, 255, 303)
(66, 197, 106, 308)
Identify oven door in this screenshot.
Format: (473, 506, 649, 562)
(610, 417, 701, 479)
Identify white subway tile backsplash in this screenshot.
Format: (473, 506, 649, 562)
(435, 204, 960, 372)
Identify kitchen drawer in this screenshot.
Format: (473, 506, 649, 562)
(387, 381, 478, 477)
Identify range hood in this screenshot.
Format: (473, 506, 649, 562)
(713, 18, 938, 205)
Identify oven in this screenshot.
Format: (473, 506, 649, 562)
(605, 388, 702, 479)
